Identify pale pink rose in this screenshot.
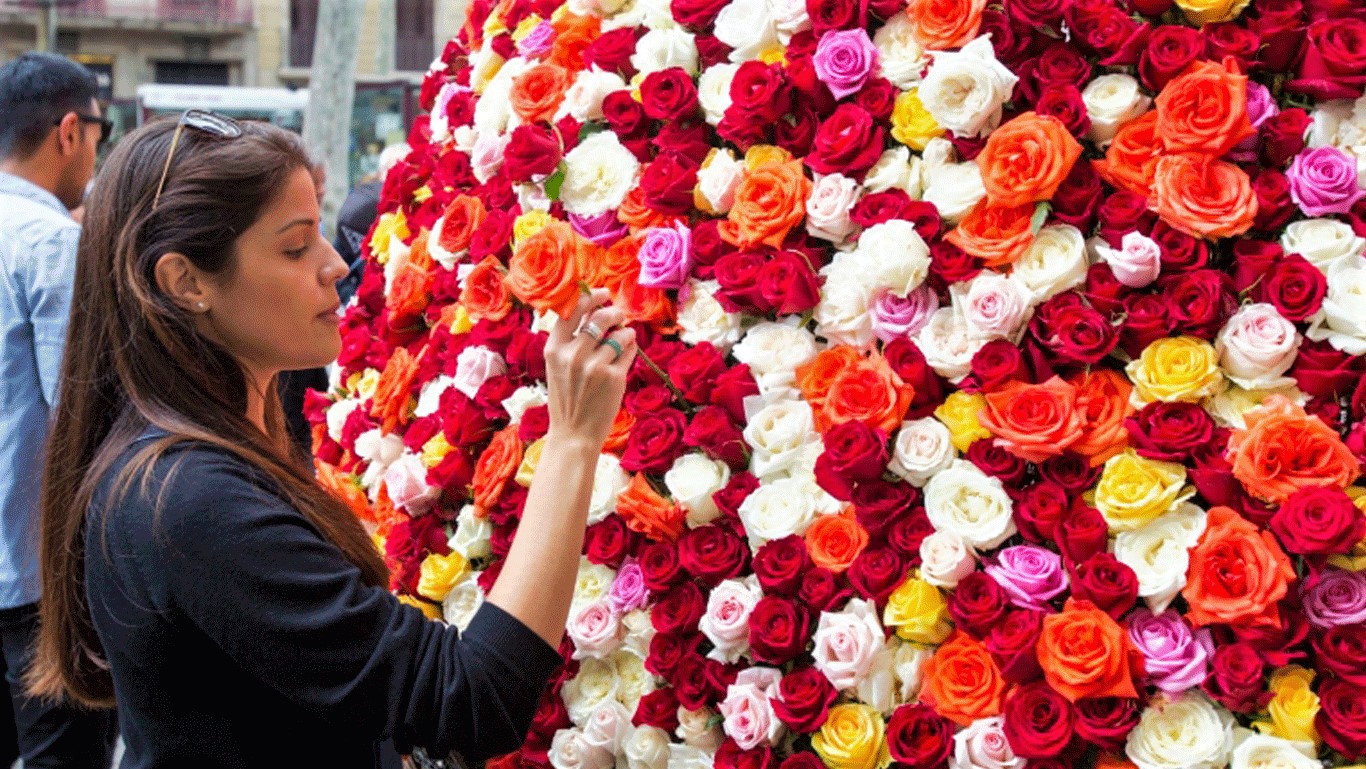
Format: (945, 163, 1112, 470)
(382, 453, 440, 516)
(583, 701, 633, 756)
(549, 729, 614, 769)
(960, 272, 1032, 342)
(811, 598, 884, 690)
(952, 717, 1025, 769)
(1216, 302, 1301, 389)
(805, 173, 861, 243)
(567, 598, 624, 660)
(470, 131, 508, 184)
(871, 285, 939, 343)
(919, 531, 977, 589)
(452, 345, 507, 399)
(719, 667, 784, 750)
(1100, 231, 1162, 288)
(699, 578, 763, 663)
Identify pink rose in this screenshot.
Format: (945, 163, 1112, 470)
(812, 28, 879, 101)
(720, 667, 785, 750)
(872, 285, 939, 343)
(637, 223, 694, 290)
(984, 545, 1069, 611)
(1227, 82, 1279, 164)
(699, 577, 763, 663)
(609, 559, 650, 614)
(1287, 146, 1366, 217)
(570, 211, 630, 248)
(452, 345, 507, 399)
(811, 598, 885, 690)
(1126, 609, 1213, 694)
(960, 272, 1033, 342)
(567, 598, 625, 659)
(383, 453, 440, 516)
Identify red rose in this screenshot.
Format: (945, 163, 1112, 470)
(1034, 297, 1119, 368)
(696, 34, 733, 69)
(1074, 697, 1140, 754)
(1126, 401, 1220, 463)
(1040, 453, 1102, 495)
(1083, 264, 1132, 320)
(849, 189, 915, 229)
(853, 77, 897, 121)
(928, 241, 983, 287)
(1071, 552, 1139, 621)
(883, 338, 947, 419)
(980, 10, 1032, 67)
(639, 539, 685, 592)
(1260, 252, 1326, 322)
(668, 342, 727, 405)
(1249, 0, 1305, 72)
(729, 61, 791, 122)
(671, 0, 730, 27)
(1203, 22, 1260, 70)
(1314, 625, 1366, 686)
(653, 121, 712, 164)
(815, 421, 890, 501)
(1317, 678, 1366, 761)
(779, 754, 824, 769)
(1251, 168, 1296, 232)
(633, 689, 680, 732)
(652, 582, 705, 635)
(1015, 481, 1070, 544)
(640, 151, 700, 215)
(1153, 222, 1211, 273)
(886, 704, 954, 769)
(772, 665, 838, 733)
(648, 632, 701, 683)
(964, 340, 1030, 394)
(748, 596, 812, 665)
(807, 104, 885, 178)
(626, 385, 675, 416)
(621, 408, 689, 474)
(584, 514, 638, 568)
(1291, 338, 1365, 399)
(805, 0, 862, 33)
(1070, 2, 1149, 67)
(641, 67, 700, 122)
(798, 567, 854, 613)
(1118, 293, 1173, 359)
(947, 571, 1010, 638)
(1007, 0, 1071, 29)
(713, 471, 760, 519)
(1050, 161, 1102, 232)
(684, 405, 748, 471)
(1033, 44, 1093, 91)
(1035, 82, 1090, 139)
(757, 250, 822, 315)
(710, 364, 760, 424)
(1202, 641, 1271, 714)
(1002, 681, 1077, 758)
(986, 609, 1047, 684)
(602, 90, 649, 138)
(1139, 25, 1205, 92)
(713, 250, 768, 314)
(689, 219, 726, 278)
(966, 441, 1030, 487)
(886, 509, 936, 562)
(1230, 604, 1310, 667)
(716, 740, 776, 769)
(669, 653, 711, 709)
(1096, 189, 1156, 246)
(1056, 502, 1109, 566)
(774, 106, 819, 157)
(1230, 239, 1283, 293)
(469, 208, 514, 260)
(1260, 108, 1313, 169)
(1270, 486, 1366, 556)
(1289, 18, 1366, 101)
(717, 107, 770, 151)
(753, 535, 811, 597)
(583, 27, 640, 78)
(678, 523, 749, 587)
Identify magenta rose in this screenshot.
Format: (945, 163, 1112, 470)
(1288, 146, 1366, 217)
(812, 27, 878, 100)
(1302, 568, 1366, 630)
(1127, 609, 1214, 694)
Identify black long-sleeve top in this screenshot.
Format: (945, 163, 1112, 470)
(85, 431, 562, 768)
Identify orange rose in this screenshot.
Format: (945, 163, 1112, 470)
(505, 220, 583, 319)
(1096, 756, 1139, 769)
(616, 186, 679, 233)
(1155, 58, 1255, 156)
(1036, 599, 1142, 702)
(510, 62, 573, 125)
(977, 112, 1084, 208)
(435, 194, 487, 257)
(904, 0, 987, 50)
(821, 352, 914, 435)
(1092, 111, 1161, 198)
(387, 233, 435, 326)
(616, 473, 687, 542)
(602, 408, 635, 455)
(471, 425, 523, 517)
(920, 631, 1007, 726)
(316, 460, 373, 524)
(547, 12, 600, 71)
(943, 199, 1036, 268)
(613, 274, 676, 327)
(718, 159, 812, 250)
(1070, 369, 1134, 465)
(1150, 152, 1258, 239)
(977, 376, 1085, 463)
(796, 345, 863, 422)
(371, 480, 407, 541)
(1227, 394, 1361, 503)
(587, 232, 643, 293)
(460, 255, 513, 322)
(805, 509, 869, 573)
(371, 345, 425, 434)
(1181, 506, 1296, 629)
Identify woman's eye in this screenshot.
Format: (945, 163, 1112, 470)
(285, 246, 308, 259)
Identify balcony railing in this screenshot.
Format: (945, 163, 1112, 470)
(2, 0, 252, 25)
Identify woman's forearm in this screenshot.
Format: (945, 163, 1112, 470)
(486, 433, 600, 647)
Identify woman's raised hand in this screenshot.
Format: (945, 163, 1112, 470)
(542, 288, 638, 451)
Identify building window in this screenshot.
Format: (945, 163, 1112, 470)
(155, 61, 230, 85)
(289, 0, 319, 69)
(55, 30, 80, 55)
(395, 0, 433, 72)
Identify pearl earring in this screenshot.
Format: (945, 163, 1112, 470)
(196, 302, 206, 311)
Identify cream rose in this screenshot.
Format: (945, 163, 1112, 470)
(414, 374, 457, 418)
(893, 641, 934, 705)
(562, 657, 620, 725)
(812, 598, 886, 691)
(1306, 260, 1366, 355)
(854, 640, 897, 715)
(557, 66, 628, 123)
(612, 648, 653, 712)
(470, 130, 509, 184)
(924, 460, 1017, 550)
(668, 744, 717, 769)
(1217, 303, 1302, 390)
(713, 0, 779, 62)
(441, 573, 485, 631)
(915, 305, 986, 384)
(665, 453, 730, 527)
(696, 148, 744, 215)
(502, 383, 548, 424)
(863, 146, 924, 197)
(921, 138, 987, 223)
(815, 264, 877, 348)
(719, 666, 784, 750)
(1279, 218, 1366, 274)
(1112, 503, 1207, 614)
(1125, 692, 1234, 769)
(356, 429, 404, 493)
(676, 707, 725, 751)
(1205, 384, 1307, 431)
(549, 728, 614, 769)
(589, 453, 631, 525)
(560, 131, 641, 217)
(890, 417, 957, 487)
(624, 725, 671, 769)
(918, 36, 1019, 138)
(631, 27, 699, 75)
(583, 700, 633, 756)
(677, 280, 744, 351)
(449, 503, 493, 561)
(770, 0, 811, 43)
(737, 475, 826, 548)
(873, 12, 930, 90)
(951, 717, 1025, 769)
(573, 559, 619, 611)
(852, 219, 933, 297)
(1014, 224, 1088, 301)
(699, 577, 763, 663)
(919, 531, 978, 589)
(697, 63, 739, 126)
(742, 396, 820, 479)
(1084, 73, 1153, 146)
(806, 173, 862, 244)
(731, 320, 819, 394)
(1229, 733, 1320, 769)
(473, 55, 531, 135)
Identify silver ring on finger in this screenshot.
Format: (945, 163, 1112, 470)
(578, 320, 604, 341)
(601, 337, 623, 362)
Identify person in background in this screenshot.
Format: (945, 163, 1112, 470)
(0, 51, 120, 768)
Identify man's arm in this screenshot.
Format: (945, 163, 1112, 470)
(26, 225, 79, 408)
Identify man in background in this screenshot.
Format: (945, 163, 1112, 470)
(0, 51, 119, 766)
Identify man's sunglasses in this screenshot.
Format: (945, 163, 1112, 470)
(55, 112, 112, 145)
(152, 109, 243, 211)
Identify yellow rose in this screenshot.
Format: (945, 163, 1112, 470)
(510, 13, 543, 42)
(370, 210, 410, 266)
(1175, 0, 1252, 25)
(759, 46, 788, 66)
(353, 368, 382, 401)
(811, 704, 892, 769)
(744, 144, 794, 172)
(935, 391, 992, 453)
(1126, 336, 1227, 405)
(449, 303, 475, 334)
(413, 184, 433, 204)
(513, 210, 553, 249)
(397, 593, 444, 621)
(416, 551, 469, 603)
(1091, 449, 1191, 532)
(883, 572, 952, 645)
(890, 89, 944, 151)
(1259, 666, 1320, 748)
(515, 437, 545, 487)
(421, 432, 454, 470)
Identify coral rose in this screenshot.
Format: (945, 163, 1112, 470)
(977, 112, 1084, 209)
(977, 376, 1085, 463)
(944, 200, 1036, 268)
(471, 425, 523, 517)
(1154, 58, 1254, 157)
(510, 62, 573, 124)
(371, 345, 424, 435)
(904, 0, 988, 51)
(805, 510, 870, 573)
(718, 159, 813, 250)
(505, 220, 584, 319)
(1070, 369, 1133, 465)
(547, 12, 600, 72)
(432, 195, 487, 268)
(797, 346, 863, 419)
(1036, 599, 1142, 702)
(1092, 111, 1160, 198)
(1227, 394, 1361, 503)
(616, 472, 687, 542)
(460, 255, 513, 322)
(1181, 506, 1296, 629)
(920, 631, 1007, 726)
(1150, 153, 1258, 240)
(820, 352, 915, 435)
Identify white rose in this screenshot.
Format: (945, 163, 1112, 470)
(632, 27, 699, 76)
(621, 609, 656, 658)
(893, 641, 934, 704)
(470, 130, 509, 184)
(806, 173, 862, 244)
(678, 280, 743, 351)
(1014, 224, 1087, 301)
(719, 666, 784, 749)
(863, 146, 924, 198)
(557, 67, 628, 123)
(854, 640, 897, 715)
(742, 396, 819, 479)
(696, 148, 745, 214)
(1308, 98, 1355, 150)
(502, 383, 548, 424)
(1084, 74, 1153, 146)
(624, 725, 671, 769)
(1206, 384, 1307, 431)
(697, 63, 739, 127)
(924, 460, 1017, 550)
(1112, 504, 1207, 614)
(473, 56, 531, 136)
(811, 598, 885, 690)
(356, 429, 405, 492)
(1307, 260, 1366, 355)
(452, 345, 507, 399)
(612, 648, 654, 711)
(573, 559, 619, 612)
(1230, 733, 1321, 769)
(451, 125, 477, 154)
(713, 0, 779, 62)
(874, 13, 930, 90)
(600, 0, 675, 30)
(441, 573, 485, 631)
(549, 728, 614, 769)
(517, 181, 553, 213)
(665, 453, 731, 527)
(560, 131, 642, 217)
(737, 475, 825, 548)
(919, 36, 1019, 138)
(568, 599, 625, 660)
(915, 306, 986, 384)
(891, 417, 956, 486)
(413, 375, 456, 419)
(1217, 303, 1301, 390)
(950, 717, 1025, 769)
(562, 657, 620, 725)
(668, 744, 716, 769)
(956, 271, 1033, 342)
(1280, 218, 1366, 274)
(449, 504, 493, 562)
(1092, 231, 1163, 288)
(921, 138, 987, 223)
(699, 577, 763, 663)
(919, 531, 977, 589)
(676, 707, 724, 751)
(1125, 692, 1234, 769)
(589, 453, 630, 525)
(815, 265, 877, 348)
(583, 700, 633, 757)
(769, 0, 811, 43)
(326, 398, 362, 444)
(731, 320, 818, 394)
(853, 219, 933, 297)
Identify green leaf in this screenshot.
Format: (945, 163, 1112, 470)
(578, 121, 607, 141)
(706, 714, 725, 730)
(544, 166, 566, 201)
(1030, 201, 1052, 235)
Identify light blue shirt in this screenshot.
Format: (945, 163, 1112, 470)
(0, 172, 79, 610)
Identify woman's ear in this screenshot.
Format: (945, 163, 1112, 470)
(154, 251, 211, 313)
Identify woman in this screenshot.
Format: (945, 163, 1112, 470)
(28, 112, 637, 767)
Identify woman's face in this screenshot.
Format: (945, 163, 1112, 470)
(198, 166, 347, 382)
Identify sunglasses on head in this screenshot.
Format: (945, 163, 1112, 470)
(152, 109, 244, 211)
(55, 111, 112, 145)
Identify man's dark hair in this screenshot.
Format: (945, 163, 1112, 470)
(0, 52, 100, 159)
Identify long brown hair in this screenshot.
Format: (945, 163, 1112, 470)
(29, 117, 389, 708)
